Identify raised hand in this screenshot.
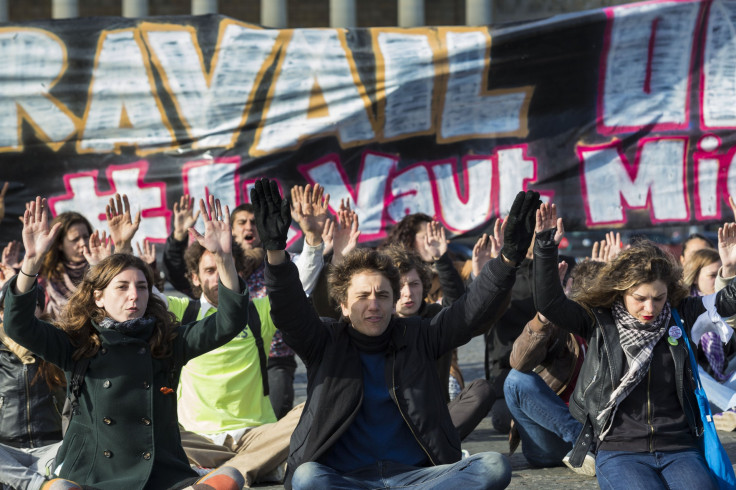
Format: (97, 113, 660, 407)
(590, 239, 609, 263)
(332, 209, 361, 266)
(501, 190, 541, 265)
(2, 240, 22, 270)
(0, 262, 14, 289)
(83, 230, 113, 266)
(136, 239, 157, 265)
(472, 233, 493, 277)
(490, 218, 507, 259)
(322, 218, 335, 256)
(291, 183, 330, 246)
(605, 231, 623, 261)
(250, 178, 291, 251)
(106, 193, 141, 253)
(421, 221, 448, 262)
(189, 194, 238, 292)
(189, 195, 232, 257)
(534, 202, 564, 246)
(21, 197, 62, 276)
(719, 222, 736, 277)
(557, 260, 568, 286)
(172, 194, 201, 241)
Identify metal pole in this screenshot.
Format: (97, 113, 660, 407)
(398, 0, 424, 27)
(466, 0, 492, 25)
(261, 0, 287, 27)
(330, 0, 356, 28)
(123, 0, 148, 18)
(0, 0, 8, 22)
(52, 0, 78, 19)
(192, 0, 218, 15)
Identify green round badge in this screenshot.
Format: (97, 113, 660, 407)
(667, 336, 678, 346)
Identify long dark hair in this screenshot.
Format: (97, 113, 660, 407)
(40, 212, 92, 281)
(58, 254, 178, 361)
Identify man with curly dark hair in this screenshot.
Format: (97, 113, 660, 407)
(252, 177, 541, 490)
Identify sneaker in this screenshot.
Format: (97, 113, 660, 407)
(563, 450, 596, 477)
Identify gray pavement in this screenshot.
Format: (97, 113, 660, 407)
(253, 335, 736, 489)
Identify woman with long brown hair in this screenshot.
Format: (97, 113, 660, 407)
(3, 196, 248, 490)
(38, 212, 93, 319)
(533, 202, 736, 489)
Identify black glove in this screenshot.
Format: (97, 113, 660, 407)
(500, 190, 541, 265)
(250, 178, 291, 251)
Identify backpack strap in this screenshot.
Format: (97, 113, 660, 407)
(62, 356, 91, 435)
(248, 301, 270, 396)
(181, 299, 201, 325)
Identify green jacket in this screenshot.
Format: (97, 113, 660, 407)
(2, 276, 249, 490)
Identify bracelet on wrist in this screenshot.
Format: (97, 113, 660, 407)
(19, 269, 38, 278)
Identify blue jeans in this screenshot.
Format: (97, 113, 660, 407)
(503, 369, 582, 467)
(0, 441, 61, 490)
(291, 453, 511, 490)
(596, 448, 717, 490)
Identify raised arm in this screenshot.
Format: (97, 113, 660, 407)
(105, 193, 141, 254)
(713, 222, 736, 318)
(291, 183, 329, 293)
(252, 178, 327, 364)
(426, 221, 465, 306)
(16, 197, 61, 293)
(532, 203, 592, 337)
(425, 190, 540, 356)
(6, 196, 73, 368)
(163, 195, 200, 296)
(188, 195, 238, 293)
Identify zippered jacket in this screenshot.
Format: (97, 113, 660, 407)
(265, 255, 518, 489)
(533, 236, 736, 461)
(0, 326, 64, 449)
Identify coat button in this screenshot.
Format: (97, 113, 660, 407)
(142, 451, 151, 460)
(100, 347, 107, 355)
(142, 381, 150, 389)
(103, 380, 111, 388)
(103, 450, 112, 458)
(141, 417, 151, 426)
(103, 417, 112, 425)
(138, 347, 146, 355)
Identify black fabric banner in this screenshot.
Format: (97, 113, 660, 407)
(0, 0, 733, 246)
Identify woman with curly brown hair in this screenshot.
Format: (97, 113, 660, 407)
(533, 202, 736, 490)
(3, 196, 248, 490)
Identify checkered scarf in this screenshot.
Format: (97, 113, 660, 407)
(597, 300, 671, 439)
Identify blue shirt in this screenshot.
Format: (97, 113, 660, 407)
(319, 352, 428, 472)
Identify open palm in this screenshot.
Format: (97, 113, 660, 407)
(22, 197, 61, 266)
(190, 195, 232, 256)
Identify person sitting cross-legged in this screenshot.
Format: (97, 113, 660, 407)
(251, 177, 542, 490)
(383, 244, 496, 441)
(168, 236, 304, 487)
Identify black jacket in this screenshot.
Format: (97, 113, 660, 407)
(162, 233, 194, 298)
(265, 255, 518, 489)
(0, 337, 64, 449)
(533, 237, 736, 463)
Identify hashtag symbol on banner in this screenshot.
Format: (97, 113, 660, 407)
(48, 161, 171, 242)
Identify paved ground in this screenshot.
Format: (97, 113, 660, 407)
(252, 335, 736, 489)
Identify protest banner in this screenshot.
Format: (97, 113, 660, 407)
(0, 0, 732, 246)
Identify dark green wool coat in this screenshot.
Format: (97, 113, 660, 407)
(2, 276, 249, 490)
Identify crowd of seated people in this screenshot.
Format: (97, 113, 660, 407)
(0, 178, 734, 490)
